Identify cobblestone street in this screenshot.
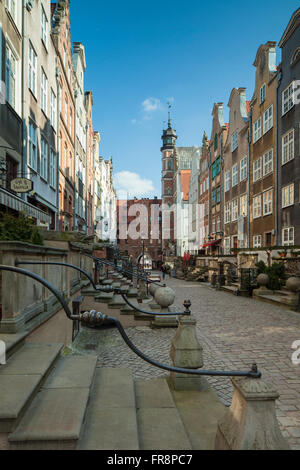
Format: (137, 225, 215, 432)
(75, 276, 300, 449)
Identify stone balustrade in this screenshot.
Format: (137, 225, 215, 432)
(0, 241, 93, 334)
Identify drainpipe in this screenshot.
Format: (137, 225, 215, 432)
(275, 74, 280, 246)
(247, 114, 252, 248)
(21, 1, 27, 202)
(55, 65, 61, 230)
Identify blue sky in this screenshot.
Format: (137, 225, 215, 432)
(69, 0, 299, 199)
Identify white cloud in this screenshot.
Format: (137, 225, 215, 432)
(141, 97, 162, 117)
(114, 171, 155, 199)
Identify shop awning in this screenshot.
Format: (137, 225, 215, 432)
(0, 188, 52, 225)
(201, 239, 222, 248)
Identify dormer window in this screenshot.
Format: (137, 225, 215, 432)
(232, 131, 238, 151)
(282, 82, 294, 116)
(260, 84, 266, 104)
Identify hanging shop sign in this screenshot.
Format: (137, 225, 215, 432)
(10, 178, 33, 193)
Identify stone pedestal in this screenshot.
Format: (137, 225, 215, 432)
(169, 315, 204, 390)
(108, 294, 126, 309)
(215, 377, 290, 450)
(138, 279, 148, 301)
(152, 308, 178, 328)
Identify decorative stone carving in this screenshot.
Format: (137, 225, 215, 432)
(215, 376, 290, 450)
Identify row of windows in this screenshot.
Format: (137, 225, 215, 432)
(224, 195, 248, 224)
(212, 186, 221, 205)
(253, 190, 273, 219)
(253, 105, 273, 143)
(253, 228, 294, 248)
(28, 121, 56, 188)
(225, 156, 247, 192)
(211, 157, 221, 180)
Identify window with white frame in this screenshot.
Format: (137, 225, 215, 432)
(65, 97, 68, 124)
(282, 183, 294, 208)
(232, 199, 238, 221)
(253, 195, 261, 219)
(263, 190, 273, 215)
(50, 89, 56, 129)
(212, 218, 216, 233)
(260, 84, 266, 104)
(232, 131, 238, 151)
(28, 41, 37, 96)
(282, 129, 294, 165)
(63, 45, 66, 67)
(41, 137, 48, 181)
(253, 235, 262, 248)
(50, 149, 56, 189)
(282, 82, 294, 116)
(240, 156, 247, 181)
(225, 202, 231, 224)
(253, 157, 262, 182)
(225, 171, 230, 192)
(263, 105, 273, 134)
(253, 117, 262, 143)
(240, 194, 247, 217)
(5, 42, 17, 109)
(224, 238, 231, 255)
(282, 227, 294, 246)
(232, 164, 238, 187)
(41, 68, 48, 114)
(41, 6, 48, 48)
(58, 83, 62, 113)
(5, 0, 16, 23)
(69, 109, 72, 135)
(28, 121, 37, 171)
(263, 149, 273, 176)
(217, 216, 221, 233)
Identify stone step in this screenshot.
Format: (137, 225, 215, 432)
(168, 378, 225, 450)
(78, 368, 139, 450)
(0, 331, 28, 360)
(135, 378, 192, 450)
(0, 343, 63, 433)
(9, 355, 97, 450)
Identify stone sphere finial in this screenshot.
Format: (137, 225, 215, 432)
(286, 277, 300, 293)
(257, 273, 269, 287)
(149, 283, 159, 297)
(154, 287, 176, 308)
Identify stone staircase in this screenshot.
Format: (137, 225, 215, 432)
(0, 339, 225, 450)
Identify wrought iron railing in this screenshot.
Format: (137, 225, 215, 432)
(0, 264, 261, 379)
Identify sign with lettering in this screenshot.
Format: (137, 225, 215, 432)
(10, 178, 33, 193)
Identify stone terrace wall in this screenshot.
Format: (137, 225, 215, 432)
(0, 241, 94, 334)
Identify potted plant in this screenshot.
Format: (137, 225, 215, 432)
(278, 249, 287, 258)
(291, 250, 300, 258)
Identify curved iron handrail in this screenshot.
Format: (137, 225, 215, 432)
(81, 252, 165, 287)
(80, 310, 262, 379)
(0, 265, 76, 319)
(118, 291, 192, 317)
(15, 260, 99, 291)
(0, 265, 262, 379)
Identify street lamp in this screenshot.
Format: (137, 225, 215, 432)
(141, 231, 146, 271)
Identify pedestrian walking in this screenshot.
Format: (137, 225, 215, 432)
(161, 264, 167, 280)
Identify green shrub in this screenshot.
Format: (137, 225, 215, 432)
(30, 227, 44, 246)
(0, 212, 44, 246)
(255, 260, 286, 291)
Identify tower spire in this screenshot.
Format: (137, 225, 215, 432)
(167, 101, 172, 128)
